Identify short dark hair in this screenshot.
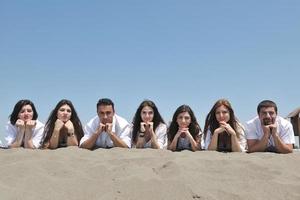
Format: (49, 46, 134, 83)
(257, 100, 278, 114)
(9, 99, 38, 125)
(97, 98, 114, 111)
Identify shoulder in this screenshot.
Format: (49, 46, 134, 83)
(87, 115, 99, 126)
(35, 120, 45, 128)
(245, 116, 260, 129)
(277, 116, 293, 129)
(246, 116, 259, 126)
(5, 121, 16, 131)
(157, 123, 167, 129)
(245, 116, 260, 133)
(115, 114, 129, 126)
(236, 121, 245, 132)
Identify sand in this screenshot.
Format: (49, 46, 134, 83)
(0, 147, 300, 200)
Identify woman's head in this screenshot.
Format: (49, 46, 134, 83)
(167, 105, 201, 141)
(204, 99, 239, 139)
(131, 100, 165, 143)
(10, 99, 38, 125)
(53, 100, 74, 123)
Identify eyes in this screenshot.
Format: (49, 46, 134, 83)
(177, 115, 191, 121)
(100, 111, 112, 116)
(216, 110, 229, 115)
(20, 109, 33, 114)
(59, 108, 72, 113)
(261, 111, 275, 116)
(142, 111, 153, 115)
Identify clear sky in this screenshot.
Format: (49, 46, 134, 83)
(0, 0, 299, 142)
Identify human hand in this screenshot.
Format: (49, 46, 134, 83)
(25, 120, 36, 130)
(219, 121, 236, 136)
(64, 120, 74, 134)
(140, 122, 146, 133)
(16, 119, 25, 129)
(214, 126, 226, 135)
(105, 123, 113, 134)
(178, 127, 189, 138)
(54, 119, 65, 131)
(96, 123, 106, 134)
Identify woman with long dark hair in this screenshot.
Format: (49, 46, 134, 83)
(167, 105, 202, 151)
(203, 99, 246, 152)
(41, 99, 84, 149)
(131, 100, 167, 149)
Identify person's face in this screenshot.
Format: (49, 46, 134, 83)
(259, 107, 277, 125)
(18, 104, 34, 122)
(140, 106, 154, 123)
(57, 104, 72, 123)
(215, 105, 230, 123)
(97, 105, 114, 124)
(176, 111, 191, 128)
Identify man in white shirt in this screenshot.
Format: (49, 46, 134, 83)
(80, 98, 131, 149)
(245, 100, 295, 153)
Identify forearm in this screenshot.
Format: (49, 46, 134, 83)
(231, 135, 242, 152)
(24, 130, 35, 149)
(248, 136, 269, 153)
(109, 133, 129, 148)
(136, 137, 145, 148)
(273, 134, 293, 153)
(49, 130, 60, 149)
(188, 137, 199, 152)
(67, 134, 78, 146)
(80, 133, 99, 150)
(168, 137, 179, 151)
(150, 134, 160, 149)
(207, 134, 218, 151)
(9, 131, 25, 148)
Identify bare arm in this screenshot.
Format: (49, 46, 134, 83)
(186, 133, 200, 152)
(247, 133, 270, 153)
(272, 133, 293, 153)
(231, 134, 242, 152)
(207, 128, 224, 151)
(65, 121, 78, 146)
(80, 132, 101, 150)
(49, 129, 61, 149)
(168, 132, 180, 151)
(9, 128, 25, 148)
(150, 128, 160, 149)
(23, 120, 36, 149)
(108, 132, 129, 148)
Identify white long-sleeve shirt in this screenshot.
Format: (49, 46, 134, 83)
(245, 116, 295, 147)
(80, 114, 131, 148)
(5, 120, 44, 148)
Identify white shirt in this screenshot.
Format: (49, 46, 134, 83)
(133, 123, 167, 149)
(5, 120, 45, 148)
(80, 114, 131, 148)
(245, 116, 295, 147)
(204, 123, 247, 151)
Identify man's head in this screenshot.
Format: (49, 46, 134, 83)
(97, 98, 115, 124)
(257, 100, 277, 125)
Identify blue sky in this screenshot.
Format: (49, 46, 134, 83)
(1, 0, 299, 142)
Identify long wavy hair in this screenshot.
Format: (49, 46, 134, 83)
(131, 100, 165, 143)
(9, 99, 38, 125)
(203, 99, 241, 140)
(41, 99, 84, 147)
(167, 105, 201, 142)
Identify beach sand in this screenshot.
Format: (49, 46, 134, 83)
(0, 147, 300, 200)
